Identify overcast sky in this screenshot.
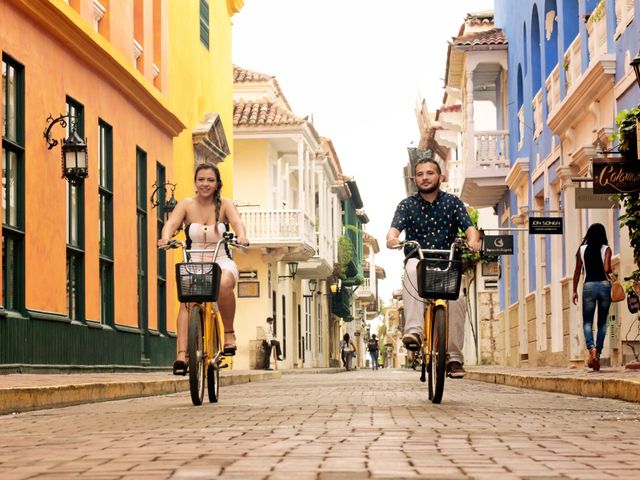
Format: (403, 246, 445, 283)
(232, 0, 495, 302)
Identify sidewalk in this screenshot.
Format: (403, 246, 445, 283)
(2, 364, 640, 416)
(466, 364, 640, 403)
(0, 369, 282, 415)
(0, 366, 345, 415)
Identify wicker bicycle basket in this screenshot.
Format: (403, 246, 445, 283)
(416, 257, 463, 300)
(175, 262, 222, 303)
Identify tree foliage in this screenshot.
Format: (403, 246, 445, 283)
(611, 108, 640, 289)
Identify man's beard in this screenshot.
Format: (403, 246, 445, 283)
(417, 181, 440, 194)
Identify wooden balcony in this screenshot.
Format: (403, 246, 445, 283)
(460, 130, 510, 208)
(239, 209, 316, 260)
(296, 231, 334, 278)
(354, 277, 374, 302)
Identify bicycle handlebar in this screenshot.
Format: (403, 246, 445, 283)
(159, 232, 243, 263)
(394, 237, 468, 261)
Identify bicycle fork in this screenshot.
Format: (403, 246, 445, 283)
(420, 301, 449, 382)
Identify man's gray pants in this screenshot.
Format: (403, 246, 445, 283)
(402, 258, 465, 364)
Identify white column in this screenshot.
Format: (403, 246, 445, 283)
(297, 139, 305, 213)
(465, 70, 476, 169)
(512, 212, 529, 359)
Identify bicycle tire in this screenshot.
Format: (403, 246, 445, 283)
(188, 305, 205, 406)
(430, 306, 447, 404)
(207, 311, 222, 403)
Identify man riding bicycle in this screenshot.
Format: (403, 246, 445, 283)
(386, 158, 481, 378)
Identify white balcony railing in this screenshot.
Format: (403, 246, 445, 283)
(355, 277, 373, 299)
(615, 0, 634, 37)
(518, 104, 525, 151)
(532, 89, 543, 139)
(474, 130, 509, 168)
(587, 0, 608, 64)
(545, 64, 561, 115)
(563, 34, 582, 92)
(315, 230, 334, 264)
(240, 209, 315, 246)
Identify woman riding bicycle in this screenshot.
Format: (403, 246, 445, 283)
(386, 157, 480, 378)
(158, 162, 249, 375)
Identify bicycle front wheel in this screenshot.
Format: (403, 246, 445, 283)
(430, 306, 447, 404)
(207, 310, 223, 403)
(188, 305, 206, 406)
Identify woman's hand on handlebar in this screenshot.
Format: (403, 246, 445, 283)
(157, 239, 181, 250)
(236, 236, 250, 247)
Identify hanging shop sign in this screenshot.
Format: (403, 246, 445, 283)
(483, 235, 514, 255)
(529, 217, 563, 235)
(592, 160, 640, 194)
(575, 187, 619, 209)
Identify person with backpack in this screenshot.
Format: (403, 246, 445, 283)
(367, 334, 380, 370)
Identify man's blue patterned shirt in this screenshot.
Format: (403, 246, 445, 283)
(391, 191, 473, 252)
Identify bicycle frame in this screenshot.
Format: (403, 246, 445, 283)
(401, 239, 457, 361)
(176, 239, 229, 367)
(397, 238, 466, 403)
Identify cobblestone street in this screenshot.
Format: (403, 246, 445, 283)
(2, 369, 640, 479)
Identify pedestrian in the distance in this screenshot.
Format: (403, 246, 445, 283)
(262, 317, 283, 370)
(340, 333, 357, 371)
(572, 223, 612, 371)
(367, 334, 380, 370)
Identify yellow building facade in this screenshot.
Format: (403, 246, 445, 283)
(0, 0, 240, 368)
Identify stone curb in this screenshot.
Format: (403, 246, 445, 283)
(280, 367, 345, 375)
(0, 370, 281, 415)
(465, 370, 640, 403)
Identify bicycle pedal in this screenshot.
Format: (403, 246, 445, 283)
(219, 363, 229, 369)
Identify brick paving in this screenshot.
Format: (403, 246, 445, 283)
(1, 369, 640, 479)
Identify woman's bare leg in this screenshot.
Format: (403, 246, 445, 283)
(217, 271, 237, 347)
(176, 303, 188, 362)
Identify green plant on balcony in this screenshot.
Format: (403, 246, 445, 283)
(587, 0, 605, 24)
(337, 235, 354, 279)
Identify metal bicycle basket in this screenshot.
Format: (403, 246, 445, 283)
(416, 256, 463, 300)
(175, 262, 222, 303)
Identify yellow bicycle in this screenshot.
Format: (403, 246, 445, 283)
(398, 238, 466, 404)
(166, 232, 239, 406)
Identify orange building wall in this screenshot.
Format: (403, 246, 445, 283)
(0, 1, 175, 329)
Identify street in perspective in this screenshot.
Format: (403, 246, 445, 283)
(3, 0, 640, 479)
(2, 370, 640, 479)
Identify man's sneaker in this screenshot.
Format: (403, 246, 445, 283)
(447, 361, 465, 379)
(402, 333, 422, 351)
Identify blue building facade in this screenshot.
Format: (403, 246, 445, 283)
(493, 0, 639, 366)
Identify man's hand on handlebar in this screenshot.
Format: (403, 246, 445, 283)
(467, 239, 482, 252)
(387, 237, 401, 249)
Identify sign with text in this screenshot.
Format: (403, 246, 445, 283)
(483, 235, 514, 255)
(593, 160, 640, 194)
(575, 187, 619, 209)
(238, 270, 258, 279)
(529, 217, 563, 235)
